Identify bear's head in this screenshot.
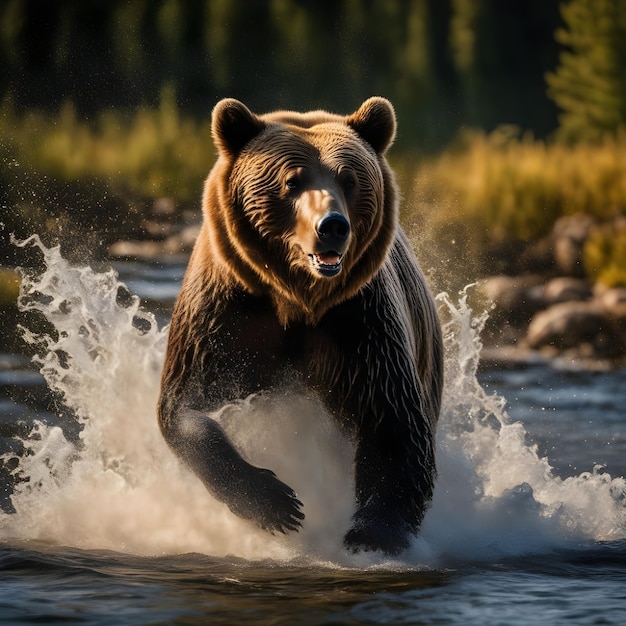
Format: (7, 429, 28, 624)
(202, 97, 399, 325)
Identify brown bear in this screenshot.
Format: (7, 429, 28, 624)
(158, 97, 443, 555)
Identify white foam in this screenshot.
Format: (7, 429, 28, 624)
(2, 236, 625, 566)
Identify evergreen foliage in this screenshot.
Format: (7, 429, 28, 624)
(546, 0, 626, 141)
(0, 0, 560, 147)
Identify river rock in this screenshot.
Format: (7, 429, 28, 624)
(108, 223, 200, 259)
(108, 240, 165, 259)
(598, 286, 626, 319)
(477, 275, 546, 346)
(542, 277, 592, 305)
(526, 300, 623, 358)
(479, 275, 545, 325)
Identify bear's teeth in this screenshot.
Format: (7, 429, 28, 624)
(315, 253, 342, 266)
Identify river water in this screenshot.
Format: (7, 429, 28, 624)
(1, 235, 625, 625)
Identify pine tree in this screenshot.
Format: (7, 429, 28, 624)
(546, 0, 626, 142)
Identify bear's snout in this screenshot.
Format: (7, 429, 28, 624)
(309, 212, 351, 278)
(293, 189, 352, 278)
(316, 212, 350, 248)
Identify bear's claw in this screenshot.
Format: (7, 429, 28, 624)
(229, 466, 304, 534)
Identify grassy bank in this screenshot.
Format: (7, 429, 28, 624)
(2, 101, 625, 285)
(0, 92, 213, 261)
(1, 89, 214, 202)
(404, 127, 626, 288)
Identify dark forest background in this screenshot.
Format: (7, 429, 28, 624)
(2, 0, 563, 149)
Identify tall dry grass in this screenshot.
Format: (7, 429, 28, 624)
(404, 126, 626, 286)
(1, 87, 215, 203)
(2, 102, 625, 285)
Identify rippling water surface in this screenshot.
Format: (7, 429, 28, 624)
(2, 542, 625, 625)
(1, 236, 625, 624)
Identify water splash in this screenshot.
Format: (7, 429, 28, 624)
(2, 236, 625, 566)
(420, 288, 626, 561)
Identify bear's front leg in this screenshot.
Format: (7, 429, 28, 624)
(160, 407, 304, 534)
(343, 419, 436, 555)
(330, 312, 439, 555)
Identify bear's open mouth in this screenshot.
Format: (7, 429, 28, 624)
(309, 252, 344, 277)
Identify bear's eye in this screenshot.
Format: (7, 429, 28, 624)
(285, 175, 302, 193)
(339, 172, 357, 194)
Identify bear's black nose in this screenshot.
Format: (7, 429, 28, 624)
(317, 212, 350, 246)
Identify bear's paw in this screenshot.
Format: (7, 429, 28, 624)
(343, 500, 414, 556)
(228, 465, 305, 534)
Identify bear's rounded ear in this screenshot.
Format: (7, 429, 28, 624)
(347, 97, 397, 155)
(212, 98, 266, 157)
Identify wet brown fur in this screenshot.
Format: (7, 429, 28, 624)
(199, 99, 398, 326)
(158, 97, 443, 555)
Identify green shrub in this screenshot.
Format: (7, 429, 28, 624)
(583, 220, 626, 287)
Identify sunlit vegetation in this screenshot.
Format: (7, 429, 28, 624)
(583, 221, 626, 287)
(0, 90, 214, 253)
(411, 126, 626, 240)
(0, 88, 214, 202)
(3, 95, 625, 287)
